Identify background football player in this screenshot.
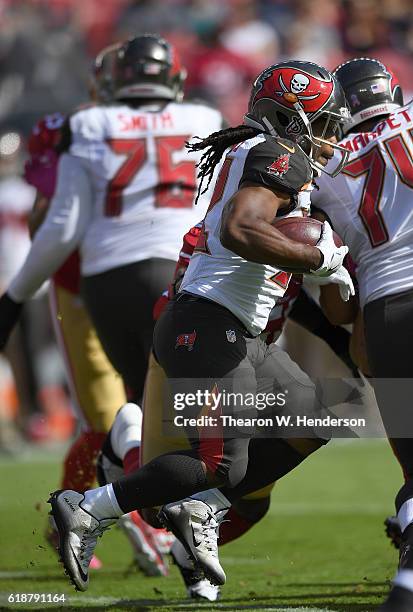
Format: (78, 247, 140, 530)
(77, 34, 224, 408)
(0, 131, 37, 450)
(0, 31, 224, 585)
(23, 44, 174, 576)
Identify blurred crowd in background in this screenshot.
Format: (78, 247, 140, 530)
(1, 0, 413, 131)
(0, 0, 412, 451)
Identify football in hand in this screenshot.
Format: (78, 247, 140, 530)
(271, 216, 343, 273)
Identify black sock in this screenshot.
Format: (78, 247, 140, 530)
(112, 450, 208, 513)
(220, 438, 315, 503)
(396, 480, 413, 514)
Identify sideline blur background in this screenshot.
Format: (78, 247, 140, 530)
(0, 0, 412, 451)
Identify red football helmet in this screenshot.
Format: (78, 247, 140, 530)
(244, 61, 351, 176)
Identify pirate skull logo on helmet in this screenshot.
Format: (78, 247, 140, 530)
(244, 61, 351, 178)
(290, 73, 310, 94)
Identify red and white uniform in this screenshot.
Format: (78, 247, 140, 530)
(69, 102, 223, 276)
(264, 275, 302, 344)
(23, 113, 126, 433)
(181, 133, 312, 335)
(8, 101, 223, 303)
(154, 223, 303, 343)
(313, 101, 413, 308)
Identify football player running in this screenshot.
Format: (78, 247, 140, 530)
(309, 57, 413, 612)
(98, 222, 359, 602)
(45, 60, 354, 592)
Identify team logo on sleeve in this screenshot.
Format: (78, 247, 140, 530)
(226, 330, 237, 343)
(175, 330, 197, 351)
(266, 153, 290, 177)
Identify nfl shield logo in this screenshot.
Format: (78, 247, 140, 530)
(226, 330, 236, 343)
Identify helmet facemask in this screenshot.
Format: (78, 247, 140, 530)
(245, 100, 350, 177)
(296, 105, 351, 177)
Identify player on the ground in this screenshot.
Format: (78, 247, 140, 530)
(23, 43, 171, 576)
(43, 60, 354, 592)
(309, 57, 413, 612)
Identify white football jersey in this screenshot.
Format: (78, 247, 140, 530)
(313, 101, 413, 307)
(181, 133, 312, 335)
(68, 101, 223, 276)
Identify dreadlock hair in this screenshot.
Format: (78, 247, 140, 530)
(186, 124, 260, 204)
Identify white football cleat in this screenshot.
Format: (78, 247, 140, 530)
(118, 511, 169, 576)
(171, 539, 220, 601)
(189, 578, 221, 601)
(45, 514, 103, 570)
(48, 490, 116, 591)
(159, 498, 227, 585)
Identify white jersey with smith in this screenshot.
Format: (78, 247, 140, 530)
(7, 101, 223, 303)
(69, 101, 223, 276)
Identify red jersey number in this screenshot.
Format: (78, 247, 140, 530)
(105, 139, 146, 217)
(105, 135, 196, 217)
(154, 135, 196, 208)
(343, 131, 413, 248)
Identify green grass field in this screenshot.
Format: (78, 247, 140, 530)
(0, 440, 402, 611)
